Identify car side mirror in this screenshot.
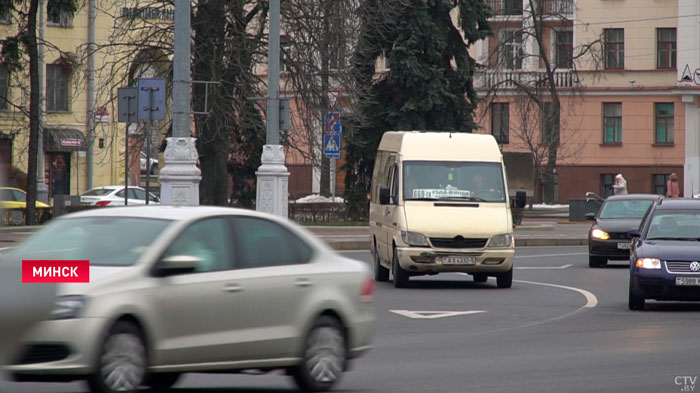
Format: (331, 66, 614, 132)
(379, 187, 391, 205)
(585, 213, 596, 221)
(158, 255, 200, 276)
(628, 229, 641, 238)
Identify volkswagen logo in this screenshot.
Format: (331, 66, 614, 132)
(690, 262, 700, 272)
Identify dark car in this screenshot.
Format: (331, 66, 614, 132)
(586, 194, 661, 268)
(629, 198, 700, 310)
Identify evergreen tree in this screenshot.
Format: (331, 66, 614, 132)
(345, 0, 491, 217)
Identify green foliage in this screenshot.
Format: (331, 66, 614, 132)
(345, 0, 491, 216)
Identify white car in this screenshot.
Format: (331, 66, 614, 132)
(80, 186, 160, 206)
(140, 151, 158, 175)
(4, 206, 374, 392)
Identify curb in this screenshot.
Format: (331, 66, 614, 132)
(328, 238, 588, 251)
(0, 226, 41, 232)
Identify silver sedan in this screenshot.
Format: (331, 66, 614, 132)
(3, 206, 374, 393)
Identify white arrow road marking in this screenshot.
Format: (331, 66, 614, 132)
(516, 264, 573, 270)
(516, 252, 587, 259)
(389, 310, 486, 319)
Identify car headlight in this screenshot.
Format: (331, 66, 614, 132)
(488, 233, 513, 248)
(591, 229, 610, 240)
(50, 295, 86, 320)
(636, 258, 661, 270)
(401, 231, 429, 247)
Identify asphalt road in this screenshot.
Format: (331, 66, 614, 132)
(3, 246, 700, 393)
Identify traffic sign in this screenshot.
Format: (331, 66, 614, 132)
(324, 134, 341, 158)
(324, 112, 341, 134)
(117, 87, 138, 123)
(137, 78, 166, 120)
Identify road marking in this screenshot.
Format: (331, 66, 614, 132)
(0, 247, 11, 251)
(515, 280, 597, 309)
(516, 252, 587, 259)
(516, 264, 573, 270)
(389, 310, 486, 319)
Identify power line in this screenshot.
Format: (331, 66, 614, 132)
(577, 12, 700, 27)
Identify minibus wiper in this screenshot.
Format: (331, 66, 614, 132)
(440, 196, 487, 202)
(405, 197, 440, 201)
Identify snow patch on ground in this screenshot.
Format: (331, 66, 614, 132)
(294, 194, 345, 203)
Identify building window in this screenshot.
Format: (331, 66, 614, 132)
(47, 0, 74, 27)
(555, 30, 573, 69)
(280, 35, 291, 73)
(657, 28, 676, 69)
(491, 103, 509, 144)
(0, 64, 9, 110)
(601, 174, 615, 198)
(652, 174, 669, 196)
(46, 64, 69, 112)
(604, 29, 624, 69)
(0, 3, 10, 23)
(603, 103, 622, 143)
(487, 0, 523, 16)
(655, 103, 674, 144)
(499, 30, 523, 69)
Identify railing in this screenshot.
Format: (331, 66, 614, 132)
(541, 0, 575, 15)
(486, 0, 523, 16)
(476, 69, 578, 90)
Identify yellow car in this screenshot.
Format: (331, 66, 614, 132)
(0, 187, 50, 209)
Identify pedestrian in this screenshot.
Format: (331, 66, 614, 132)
(612, 174, 628, 195)
(666, 173, 680, 198)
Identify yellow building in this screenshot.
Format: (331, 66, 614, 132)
(0, 1, 173, 202)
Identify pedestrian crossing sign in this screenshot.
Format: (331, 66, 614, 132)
(324, 134, 341, 158)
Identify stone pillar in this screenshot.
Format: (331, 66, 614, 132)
(159, 137, 201, 205)
(256, 145, 289, 217)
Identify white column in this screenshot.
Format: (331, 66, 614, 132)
(160, 138, 201, 205)
(256, 145, 290, 216)
(684, 97, 700, 197)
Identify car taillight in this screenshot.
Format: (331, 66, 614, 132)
(360, 276, 374, 303)
(95, 201, 111, 206)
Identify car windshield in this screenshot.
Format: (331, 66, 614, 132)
(598, 200, 653, 219)
(647, 211, 700, 240)
(7, 217, 172, 266)
(82, 188, 113, 196)
(403, 161, 506, 202)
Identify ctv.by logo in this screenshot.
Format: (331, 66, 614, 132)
(675, 376, 697, 392)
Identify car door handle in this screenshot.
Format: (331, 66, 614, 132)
(295, 278, 313, 288)
(223, 283, 243, 293)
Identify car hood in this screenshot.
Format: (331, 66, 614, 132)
(404, 202, 510, 238)
(637, 240, 700, 260)
(57, 265, 134, 296)
(595, 218, 642, 233)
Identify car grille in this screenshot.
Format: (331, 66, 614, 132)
(608, 232, 630, 240)
(14, 344, 71, 365)
(430, 237, 488, 249)
(666, 261, 700, 274)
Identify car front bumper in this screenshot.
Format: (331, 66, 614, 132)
(395, 246, 514, 274)
(5, 317, 106, 381)
(589, 238, 632, 260)
(632, 269, 700, 301)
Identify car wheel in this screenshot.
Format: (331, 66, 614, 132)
(150, 164, 158, 175)
(145, 372, 180, 392)
(473, 273, 488, 283)
(292, 316, 347, 392)
(392, 247, 409, 288)
(589, 256, 606, 268)
(373, 241, 389, 282)
(496, 268, 513, 288)
(87, 321, 147, 393)
(628, 282, 645, 311)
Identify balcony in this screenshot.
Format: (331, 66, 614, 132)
(476, 69, 578, 90)
(487, 0, 523, 17)
(541, 0, 575, 15)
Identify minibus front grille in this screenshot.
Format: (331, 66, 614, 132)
(430, 237, 488, 249)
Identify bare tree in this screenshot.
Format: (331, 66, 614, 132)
(482, 0, 603, 203)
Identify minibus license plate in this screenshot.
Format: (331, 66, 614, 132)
(440, 256, 476, 265)
(617, 242, 631, 250)
(676, 277, 700, 286)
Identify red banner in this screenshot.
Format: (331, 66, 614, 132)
(22, 260, 90, 283)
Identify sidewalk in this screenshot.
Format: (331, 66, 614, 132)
(0, 218, 591, 251)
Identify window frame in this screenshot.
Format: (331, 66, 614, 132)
(491, 103, 509, 144)
(555, 30, 574, 69)
(0, 63, 9, 110)
(604, 28, 624, 70)
(47, 0, 74, 28)
(46, 63, 70, 112)
(601, 174, 615, 198)
(656, 28, 676, 70)
(499, 29, 524, 70)
(652, 174, 670, 196)
(654, 102, 674, 144)
(602, 102, 622, 144)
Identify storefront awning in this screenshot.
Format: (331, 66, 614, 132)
(44, 128, 87, 152)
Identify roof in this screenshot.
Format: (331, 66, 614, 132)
(605, 194, 662, 201)
(56, 205, 274, 222)
(378, 131, 502, 162)
(656, 198, 700, 210)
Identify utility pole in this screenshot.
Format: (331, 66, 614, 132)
(255, 0, 289, 217)
(36, 0, 48, 203)
(160, 0, 201, 205)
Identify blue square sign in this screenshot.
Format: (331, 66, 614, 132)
(324, 134, 341, 159)
(137, 78, 166, 121)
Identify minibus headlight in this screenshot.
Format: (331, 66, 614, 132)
(488, 233, 513, 248)
(401, 231, 429, 247)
